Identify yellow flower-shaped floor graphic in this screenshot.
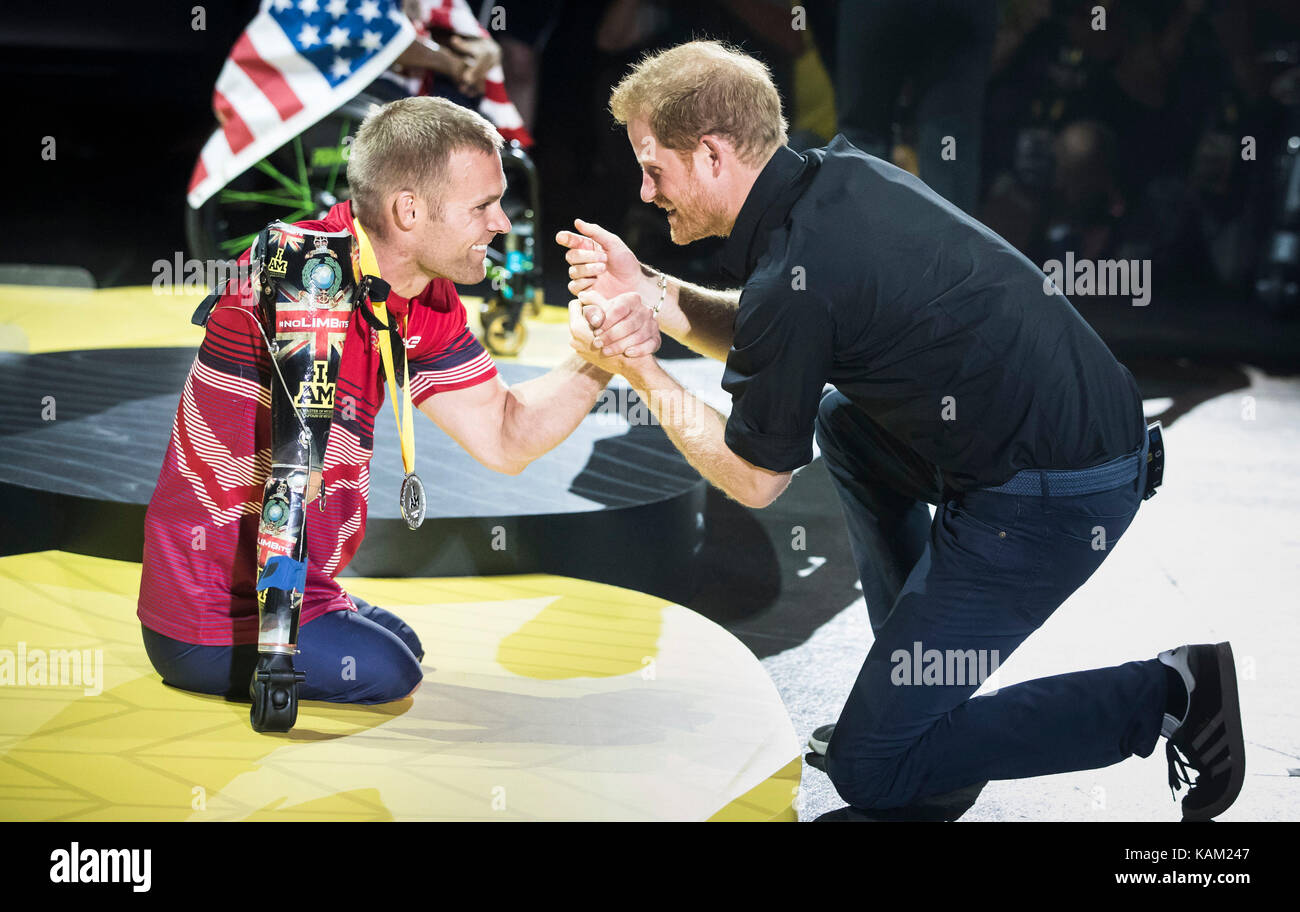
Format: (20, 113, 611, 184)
(0, 552, 798, 821)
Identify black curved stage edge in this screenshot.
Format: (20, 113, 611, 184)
(0, 349, 707, 603)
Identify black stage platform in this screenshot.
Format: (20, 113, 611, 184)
(0, 349, 707, 602)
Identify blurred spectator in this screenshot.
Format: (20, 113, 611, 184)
(830, 0, 999, 214)
(484, 1, 567, 133)
(980, 0, 1291, 302)
(1046, 120, 1124, 261)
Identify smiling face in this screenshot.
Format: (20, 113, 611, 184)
(416, 147, 510, 284)
(627, 116, 730, 245)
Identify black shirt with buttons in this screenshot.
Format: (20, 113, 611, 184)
(718, 136, 1146, 493)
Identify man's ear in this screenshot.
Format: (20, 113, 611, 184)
(390, 190, 419, 233)
(699, 134, 730, 177)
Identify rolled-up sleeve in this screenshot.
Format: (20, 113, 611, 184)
(722, 285, 834, 472)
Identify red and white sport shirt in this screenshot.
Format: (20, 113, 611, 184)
(138, 201, 497, 645)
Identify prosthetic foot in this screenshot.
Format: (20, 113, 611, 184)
(250, 653, 306, 732)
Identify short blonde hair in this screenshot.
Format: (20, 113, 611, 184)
(347, 96, 502, 230)
(609, 41, 788, 167)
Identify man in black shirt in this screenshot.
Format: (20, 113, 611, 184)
(559, 41, 1244, 821)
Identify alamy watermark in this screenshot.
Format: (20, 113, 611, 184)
(0, 642, 104, 695)
(152, 253, 253, 295)
(1042, 252, 1151, 306)
(891, 641, 1001, 689)
(592, 386, 697, 427)
(49, 843, 150, 892)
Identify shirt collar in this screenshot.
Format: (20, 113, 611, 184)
(337, 200, 416, 316)
(330, 199, 357, 233)
(719, 145, 813, 282)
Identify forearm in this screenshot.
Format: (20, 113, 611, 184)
(623, 359, 787, 508)
(396, 36, 463, 80)
(639, 264, 739, 363)
(498, 355, 612, 470)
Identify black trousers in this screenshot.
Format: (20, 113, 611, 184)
(813, 390, 1165, 810)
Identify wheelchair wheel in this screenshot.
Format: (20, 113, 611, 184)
(185, 93, 385, 264)
(482, 305, 527, 357)
(499, 142, 544, 315)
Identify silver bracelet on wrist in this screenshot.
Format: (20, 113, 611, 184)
(653, 271, 667, 319)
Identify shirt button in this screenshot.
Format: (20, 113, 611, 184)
(998, 531, 1007, 538)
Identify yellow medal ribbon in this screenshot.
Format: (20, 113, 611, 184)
(354, 218, 424, 529)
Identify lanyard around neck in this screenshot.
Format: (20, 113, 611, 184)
(354, 218, 415, 477)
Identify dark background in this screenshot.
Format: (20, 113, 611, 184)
(4, 0, 1299, 652)
(6, 0, 1300, 367)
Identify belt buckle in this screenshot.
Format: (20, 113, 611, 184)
(1143, 421, 1165, 500)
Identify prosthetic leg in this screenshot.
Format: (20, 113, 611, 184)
(248, 223, 359, 732)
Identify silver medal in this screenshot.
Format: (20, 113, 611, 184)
(399, 472, 426, 530)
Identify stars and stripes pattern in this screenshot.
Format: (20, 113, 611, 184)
(187, 0, 531, 209)
(189, 0, 413, 208)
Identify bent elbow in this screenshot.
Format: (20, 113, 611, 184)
(741, 474, 791, 509)
(494, 457, 529, 477)
(736, 486, 777, 510)
(743, 491, 778, 510)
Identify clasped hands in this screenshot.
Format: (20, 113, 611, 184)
(557, 219, 660, 378)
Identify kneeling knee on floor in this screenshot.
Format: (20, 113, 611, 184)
(383, 659, 424, 703)
(345, 654, 423, 704)
(828, 752, 907, 808)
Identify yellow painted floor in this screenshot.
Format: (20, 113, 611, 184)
(0, 551, 799, 821)
(0, 284, 799, 821)
(0, 283, 573, 368)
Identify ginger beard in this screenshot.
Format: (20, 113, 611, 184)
(629, 117, 731, 246)
(656, 157, 730, 245)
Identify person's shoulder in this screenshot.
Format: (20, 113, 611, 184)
(306, 200, 356, 231)
(818, 134, 887, 168)
(794, 138, 883, 225)
(285, 200, 355, 238)
(806, 135, 869, 176)
(812, 134, 926, 195)
(410, 277, 461, 312)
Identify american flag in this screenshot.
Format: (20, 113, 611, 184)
(188, 0, 531, 209)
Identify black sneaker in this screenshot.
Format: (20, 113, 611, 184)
(813, 780, 988, 821)
(1158, 642, 1246, 821)
(808, 723, 834, 755)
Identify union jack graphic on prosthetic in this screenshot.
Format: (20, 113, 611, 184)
(269, 225, 306, 252)
(275, 305, 351, 363)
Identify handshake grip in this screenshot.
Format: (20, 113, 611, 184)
(248, 221, 359, 732)
(570, 287, 663, 363)
(581, 300, 607, 332)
